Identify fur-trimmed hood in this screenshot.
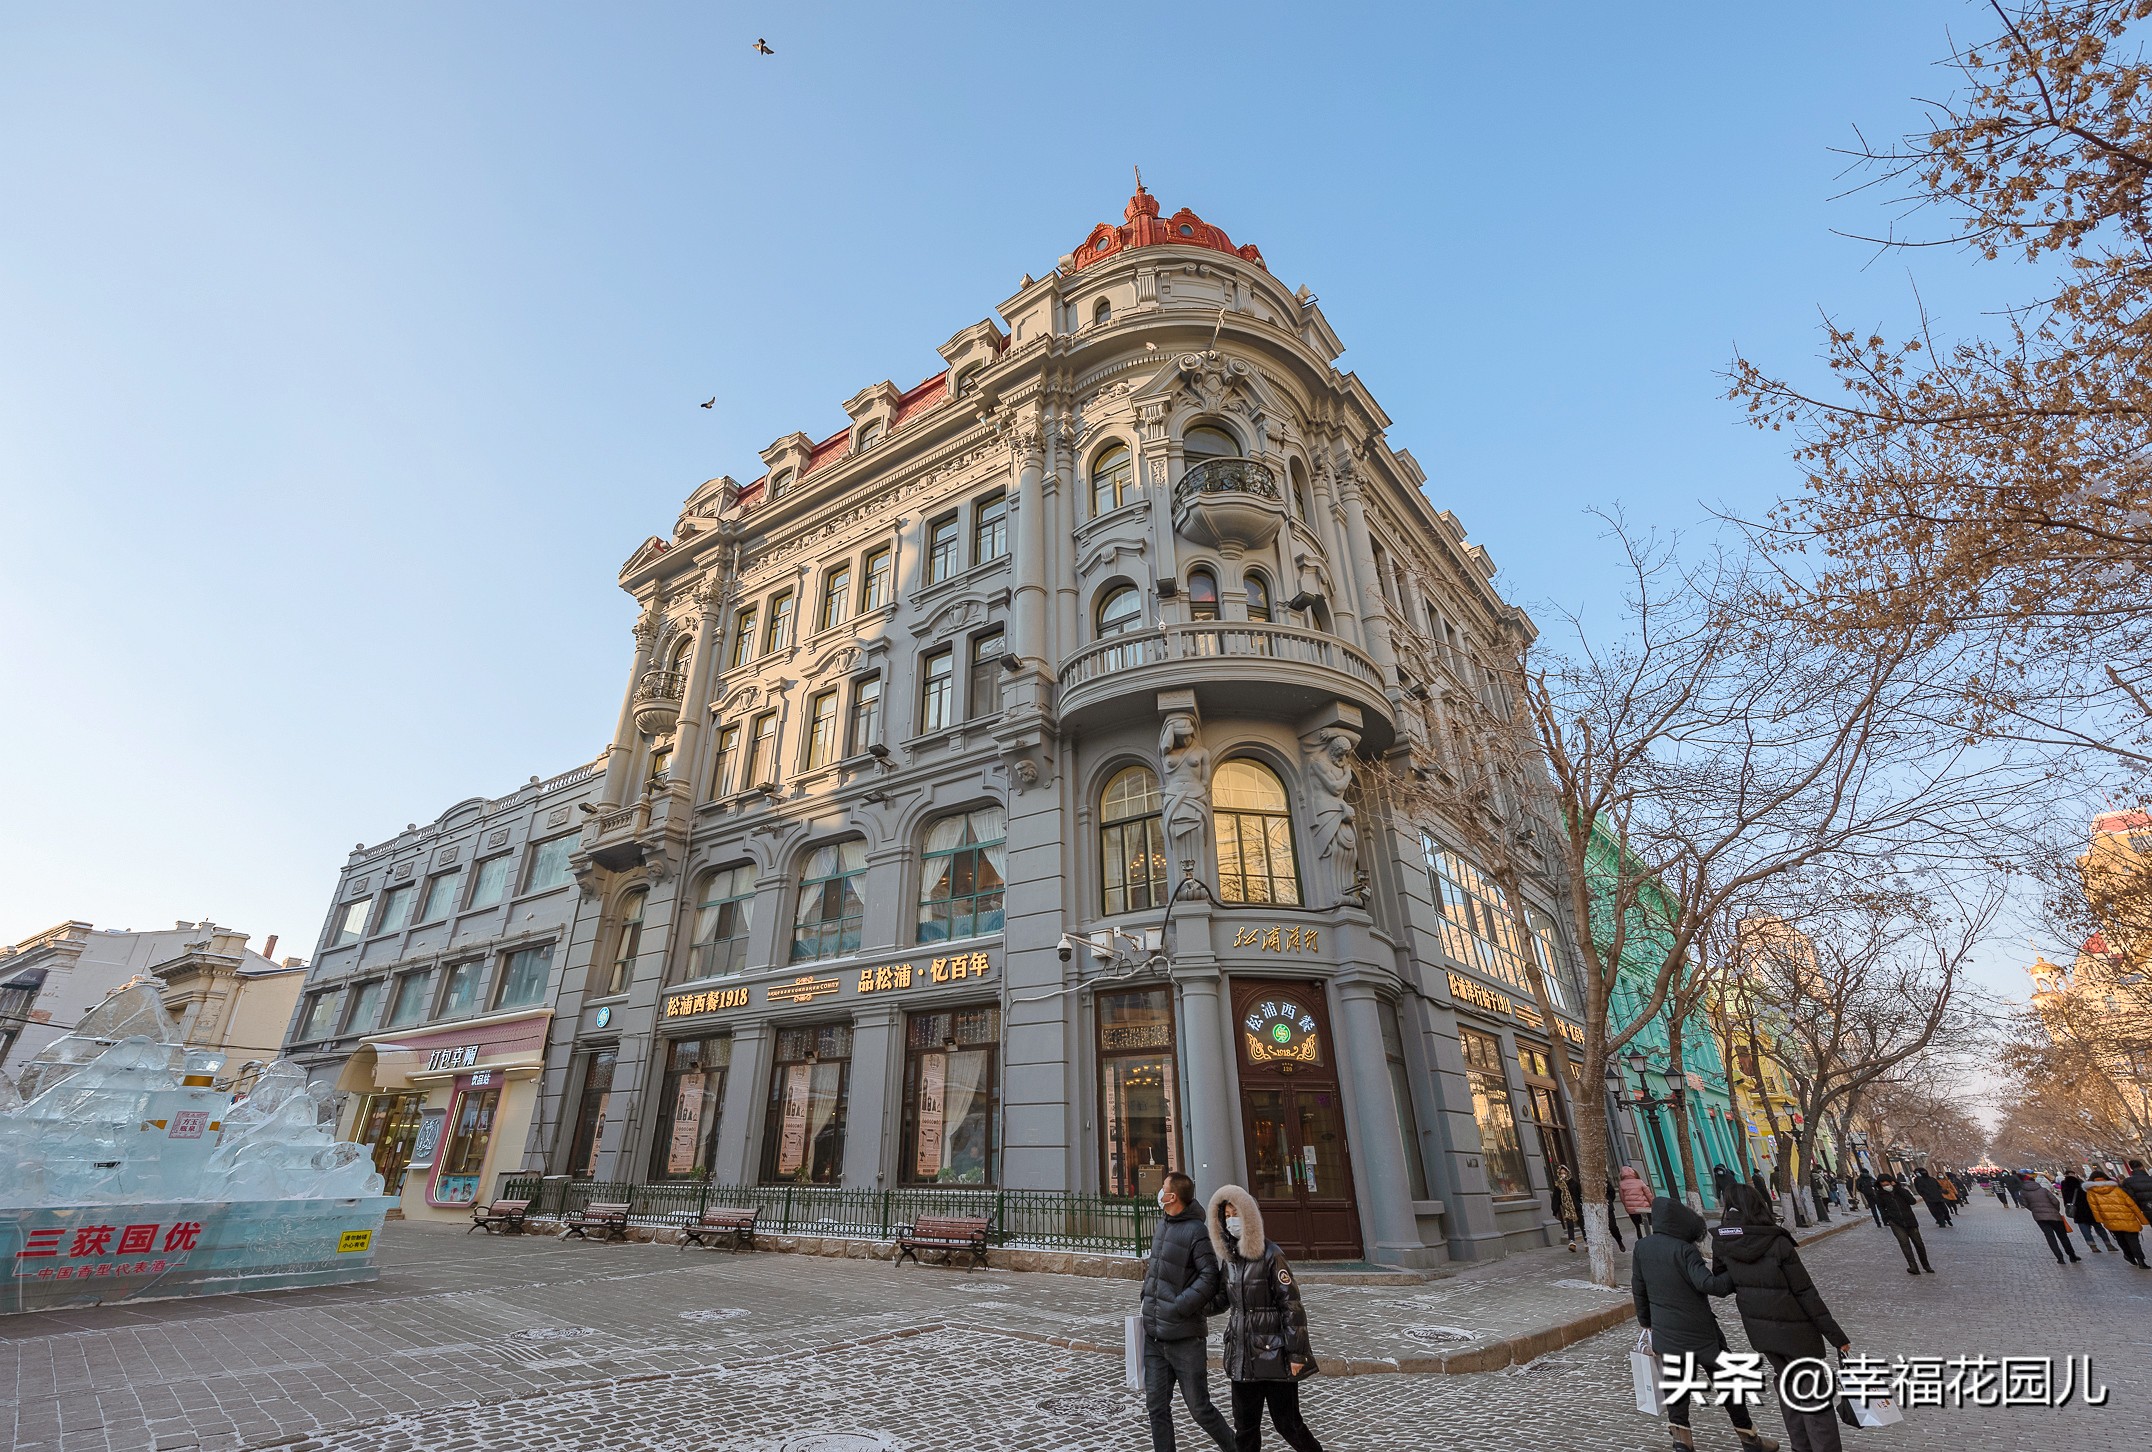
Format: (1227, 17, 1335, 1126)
(1207, 1184, 1266, 1262)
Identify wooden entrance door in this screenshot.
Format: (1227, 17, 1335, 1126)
(1234, 979, 1362, 1260)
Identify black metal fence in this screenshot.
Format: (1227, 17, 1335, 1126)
(494, 1174, 1157, 1256)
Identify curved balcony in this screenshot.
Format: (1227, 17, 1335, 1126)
(632, 668, 685, 736)
(1058, 622, 1394, 749)
(1173, 457, 1284, 551)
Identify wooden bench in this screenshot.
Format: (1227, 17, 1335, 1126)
(468, 1198, 532, 1235)
(561, 1200, 633, 1242)
(895, 1214, 990, 1271)
(679, 1206, 759, 1252)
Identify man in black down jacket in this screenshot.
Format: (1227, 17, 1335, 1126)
(2123, 1159, 2152, 1219)
(1855, 1171, 1882, 1227)
(1139, 1172, 1234, 1452)
(1873, 1174, 1934, 1275)
(1632, 1197, 1775, 1451)
(1712, 1187, 1850, 1452)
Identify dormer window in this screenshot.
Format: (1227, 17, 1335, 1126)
(770, 468, 795, 499)
(953, 367, 979, 398)
(857, 421, 883, 449)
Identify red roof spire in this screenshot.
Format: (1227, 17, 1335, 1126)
(1068, 187, 1265, 273)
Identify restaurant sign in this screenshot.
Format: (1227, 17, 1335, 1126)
(1444, 971, 1585, 1047)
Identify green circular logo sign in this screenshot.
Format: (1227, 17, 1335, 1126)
(1271, 1023, 1292, 1044)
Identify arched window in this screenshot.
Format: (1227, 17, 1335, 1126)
(1288, 459, 1312, 519)
(1244, 572, 1273, 623)
(918, 806, 1007, 943)
(667, 638, 693, 681)
(1100, 766, 1168, 915)
(792, 840, 866, 962)
(770, 468, 795, 499)
(685, 864, 756, 981)
(1093, 297, 1112, 327)
(1187, 568, 1220, 622)
(1096, 583, 1143, 639)
(1182, 424, 1238, 470)
(597, 888, 647, 997)
(857, 421, 883, 449)
(1212, 761, 1300, 905)
(1091, 443, 1134, 515)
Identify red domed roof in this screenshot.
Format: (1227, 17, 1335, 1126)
(1067, 186, 1266, 273)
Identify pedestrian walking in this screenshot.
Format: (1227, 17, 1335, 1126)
(1855, 1170, 1883, 1227)
(1205, 1185, 1326, 1452)
(1872, 1174, 1935, 1275)
(1711, 1186, 1851, 1452)
(1551, 1167, 1582, 1252)
(1714, 1164, 1743, 1209)
(1620, 1165, 1656, 1240)
(2080, 1169, 2150, 1269)
(2013, 1175, 2081, 1266)
(2122, 1159, 2152, 1220)
(2061, 1172, 2115, 1253)
(1139, 1171, 1235, 1452)
(1632, 1197, 1777, 1451)
(1605, 1176, 1629, 1250)
(1911, 1168, 1951, 1228)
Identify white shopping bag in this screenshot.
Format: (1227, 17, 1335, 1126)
(1125, 1314, 1143, 1390)
(1849, 1394, 1904, 1428)
(1630, 1329, 1662, 1416)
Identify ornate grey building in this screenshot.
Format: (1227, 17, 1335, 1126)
(540, 188, 1588, 1264)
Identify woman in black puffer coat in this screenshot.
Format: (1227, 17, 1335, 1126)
(1632, 1196, 1775, 1452)
(1711, 1187, 1851, 1452)
(1207, 1185, 1323, 1452)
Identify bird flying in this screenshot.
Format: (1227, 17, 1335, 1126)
(700, 397, 717, 409)
(753, 38, 774, 55)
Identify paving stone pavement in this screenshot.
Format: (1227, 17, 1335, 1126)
(1, 1195, 2140, 1450)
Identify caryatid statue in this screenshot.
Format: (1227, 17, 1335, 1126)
(1303, 726, 1361, 897)
(1158, 713, 1212, 870)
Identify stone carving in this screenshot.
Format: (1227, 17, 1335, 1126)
(547, 806, 571, 828)
(1158, 713, 1211, 867)
(487, 828, 510, 849)
(439, 847, 459, 865)
(1303, 726, 1361, 895)
(391, 862, 414, 882)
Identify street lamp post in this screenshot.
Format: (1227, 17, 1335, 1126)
(1619, 1049, 1693, 1208)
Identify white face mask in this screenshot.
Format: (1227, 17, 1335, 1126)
(1225, 1215, 1243, 1238)
(1157, 1188, 1172, 1210)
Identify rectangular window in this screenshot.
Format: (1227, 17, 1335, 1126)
(919, 648, 953, 733)
(902, 1007, 1001, 1185)
(1459, 1027, 1530, 1197)
(791, 839, 866, 962)
(565, 1047, 616, 1179)
(1382, 1009, 1432, 1200)
(296, 989, 342, 1041)
(819, 564, 852, 632)
(712, 722, 742, 799)
(1526, 909, 1574, 1012)
(466, 855, 510, 910)
(917, 806, 1006, 944)
(926, 514, 959, 584)
(804, 688, 840, 769)
(744, 711, 777, 788)
(375, 884, 415, 936)
(419, 870, 462, 924)
(848, 676, 883, 755)
(342, 979, 386, 1035)
(651, 1035, 732, 1180)
(435, 1085, 501, 1205)
(438, 960, 485, 1018)
(967, 628, 1005, 720)
(598, 892, 645, 996)
(761, 1023, 852, 1184)
(493, 944, 553, 1009)
(972, 492, 1007, 565)
(385, 969, 436, 1028)
(860, 545, 893, 611)
(1423, 835, 1532, 993)
(1098, 987, 1179, 1199)
(684, 864, 757, 982)
(764, 591, 796, 655)
(729, 607, 757, 669)
(334, 899, 371, 947)
(523, 836, 575, 894)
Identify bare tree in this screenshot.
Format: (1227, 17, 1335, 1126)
(1729, 0, 2152, 770)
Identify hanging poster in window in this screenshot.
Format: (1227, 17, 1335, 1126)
(667, 1072, 706, 1176)
(776, 1063, 811, 1176)
(915, 1052, 947, 1179)
(408, 1108, 446, 1168)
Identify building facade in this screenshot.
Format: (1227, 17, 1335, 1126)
(528, 189, 1593, 1266)
(1, 920, 303, 1075)
(280, 757, 606, 1221)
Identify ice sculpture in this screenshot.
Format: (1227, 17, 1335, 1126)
(0, 983, 394, 1312)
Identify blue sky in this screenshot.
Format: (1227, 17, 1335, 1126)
(1, 3, 2022, 971)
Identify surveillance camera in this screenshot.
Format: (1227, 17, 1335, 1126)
(1057, 935, 1075, 963)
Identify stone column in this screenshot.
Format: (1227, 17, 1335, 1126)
(1308, 457, 1359, 638)
(1173, 958, 1238, 1198)
(1332, 978, 1426, 1263)
(670, 572, 726, 781)
(715, 1021, 770, 1184)
(1333, 467, 1400, 688)
(1010, 420, 1050, 673)
(845, 1004, 902, 1188)
(600, 598, 663, 807)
